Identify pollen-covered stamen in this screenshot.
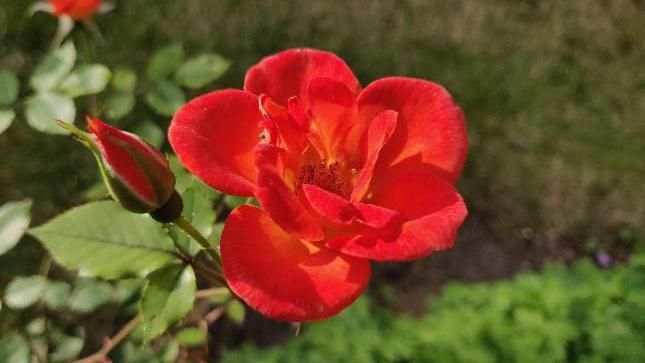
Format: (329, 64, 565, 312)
(295, 158, 346, 196)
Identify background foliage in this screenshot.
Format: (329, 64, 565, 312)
(224, 250, 645, 363)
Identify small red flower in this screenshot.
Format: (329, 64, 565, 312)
(49, 0, 102, 20)
(169, 49, 468, 321)
(87, 118, 176, 214)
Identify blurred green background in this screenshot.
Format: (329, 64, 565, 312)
(0, 0, 644, 362)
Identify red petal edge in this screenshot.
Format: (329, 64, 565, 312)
(221, 205, 371, 322)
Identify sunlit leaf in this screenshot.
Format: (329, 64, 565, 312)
(59, 64, 112, 97)
(4, 275, 47, 309)
(43, 280, 71, 310)
(0, 199, 32, 256)
(24, 92, 75, 134)
(140, 264, 196, 341)
(176, 327, 206, 347)
(105, 92, 135, 120)
(131, 119, 164, 148)
(0, 109, 15, 134)
(30, 41, 76, 91)
(69, 278, 114, 313)
(29, 201, 178, 279)
(0, 68, 20, 106)
(111, 67, 137, 92)
(174, 53, 230, 89)
(227, 299, 246, 325)
(144, 80, 185, 116)
(146, 44, 184, 81)
(49, 334, 83, 362)
(0, 335, 30, 363)
(224, 195, 247, 209)
(209, 223, 224, 246)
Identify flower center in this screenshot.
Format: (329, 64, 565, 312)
(294, 158, 346, 196)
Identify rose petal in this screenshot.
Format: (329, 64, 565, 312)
(356, 77, 467, 183)
(255, 144, 325, 241)
(306, 77, 357, 161)
(301, 184, 402, 236)
(221, 205, 371, 322)
(350, 110, 398, 202)
(328, 172, 467, 261)
(244, 49, 361, 108)
(300, 184, 360, 226)
(169, 90, 262, 196)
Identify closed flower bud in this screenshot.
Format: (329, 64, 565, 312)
(85, 118, 179, 219)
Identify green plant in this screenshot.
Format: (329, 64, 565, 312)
(222, 253, 645, 363)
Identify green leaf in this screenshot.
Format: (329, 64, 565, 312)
(146, 44, 184, 81)
(161, 340, 180, 362)
(114, 278, 144, 304)
(30, 41, 76, 91)
(0, 68, 20, 105)
(174, 53, 230, 89)
(0, 199, 32, 256)
(24, 92, 75, 134)
(105, 92, 135, 120)
(4, 275, 47, 309)
(0, 335, 30, 363)
(26, 318, 46, 336)
(227, 299, 246, 325)
(111, 67, 137, 92)
(0, 108, 15, 134)
(169, 180, 218, 256)
(69, 278, 114, 313)
(59, 64, 112, 97)
(49, 334, 83, 362)
(168, 155, 194, 192)
(176, 327, 206, 347)
(224, 195, 247, 209)
(140, 264, 196, 341)
(144, 80, 185, 116)
(29, 201, 178, 279)
(131, 119, 164, 148)
(209, 222, 225, 246)
(43, 280, 71, 310)
(183, 183, 218, 238)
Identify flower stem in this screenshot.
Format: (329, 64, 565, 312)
(72, 315, 142, 363)
(173, 215, 223, 267)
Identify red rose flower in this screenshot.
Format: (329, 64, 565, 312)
(169, 49, 468, 321)
(49, 0, 102, 20)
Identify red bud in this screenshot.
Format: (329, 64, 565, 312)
(87, 118, 176, 215)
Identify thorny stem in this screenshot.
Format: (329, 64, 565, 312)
(173, 215, 222, 267)
(72, 315, 142, 363)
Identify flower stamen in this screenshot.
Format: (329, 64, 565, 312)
(295, 158, 345, 196)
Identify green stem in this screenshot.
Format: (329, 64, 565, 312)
(173, 215, 222, 267)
